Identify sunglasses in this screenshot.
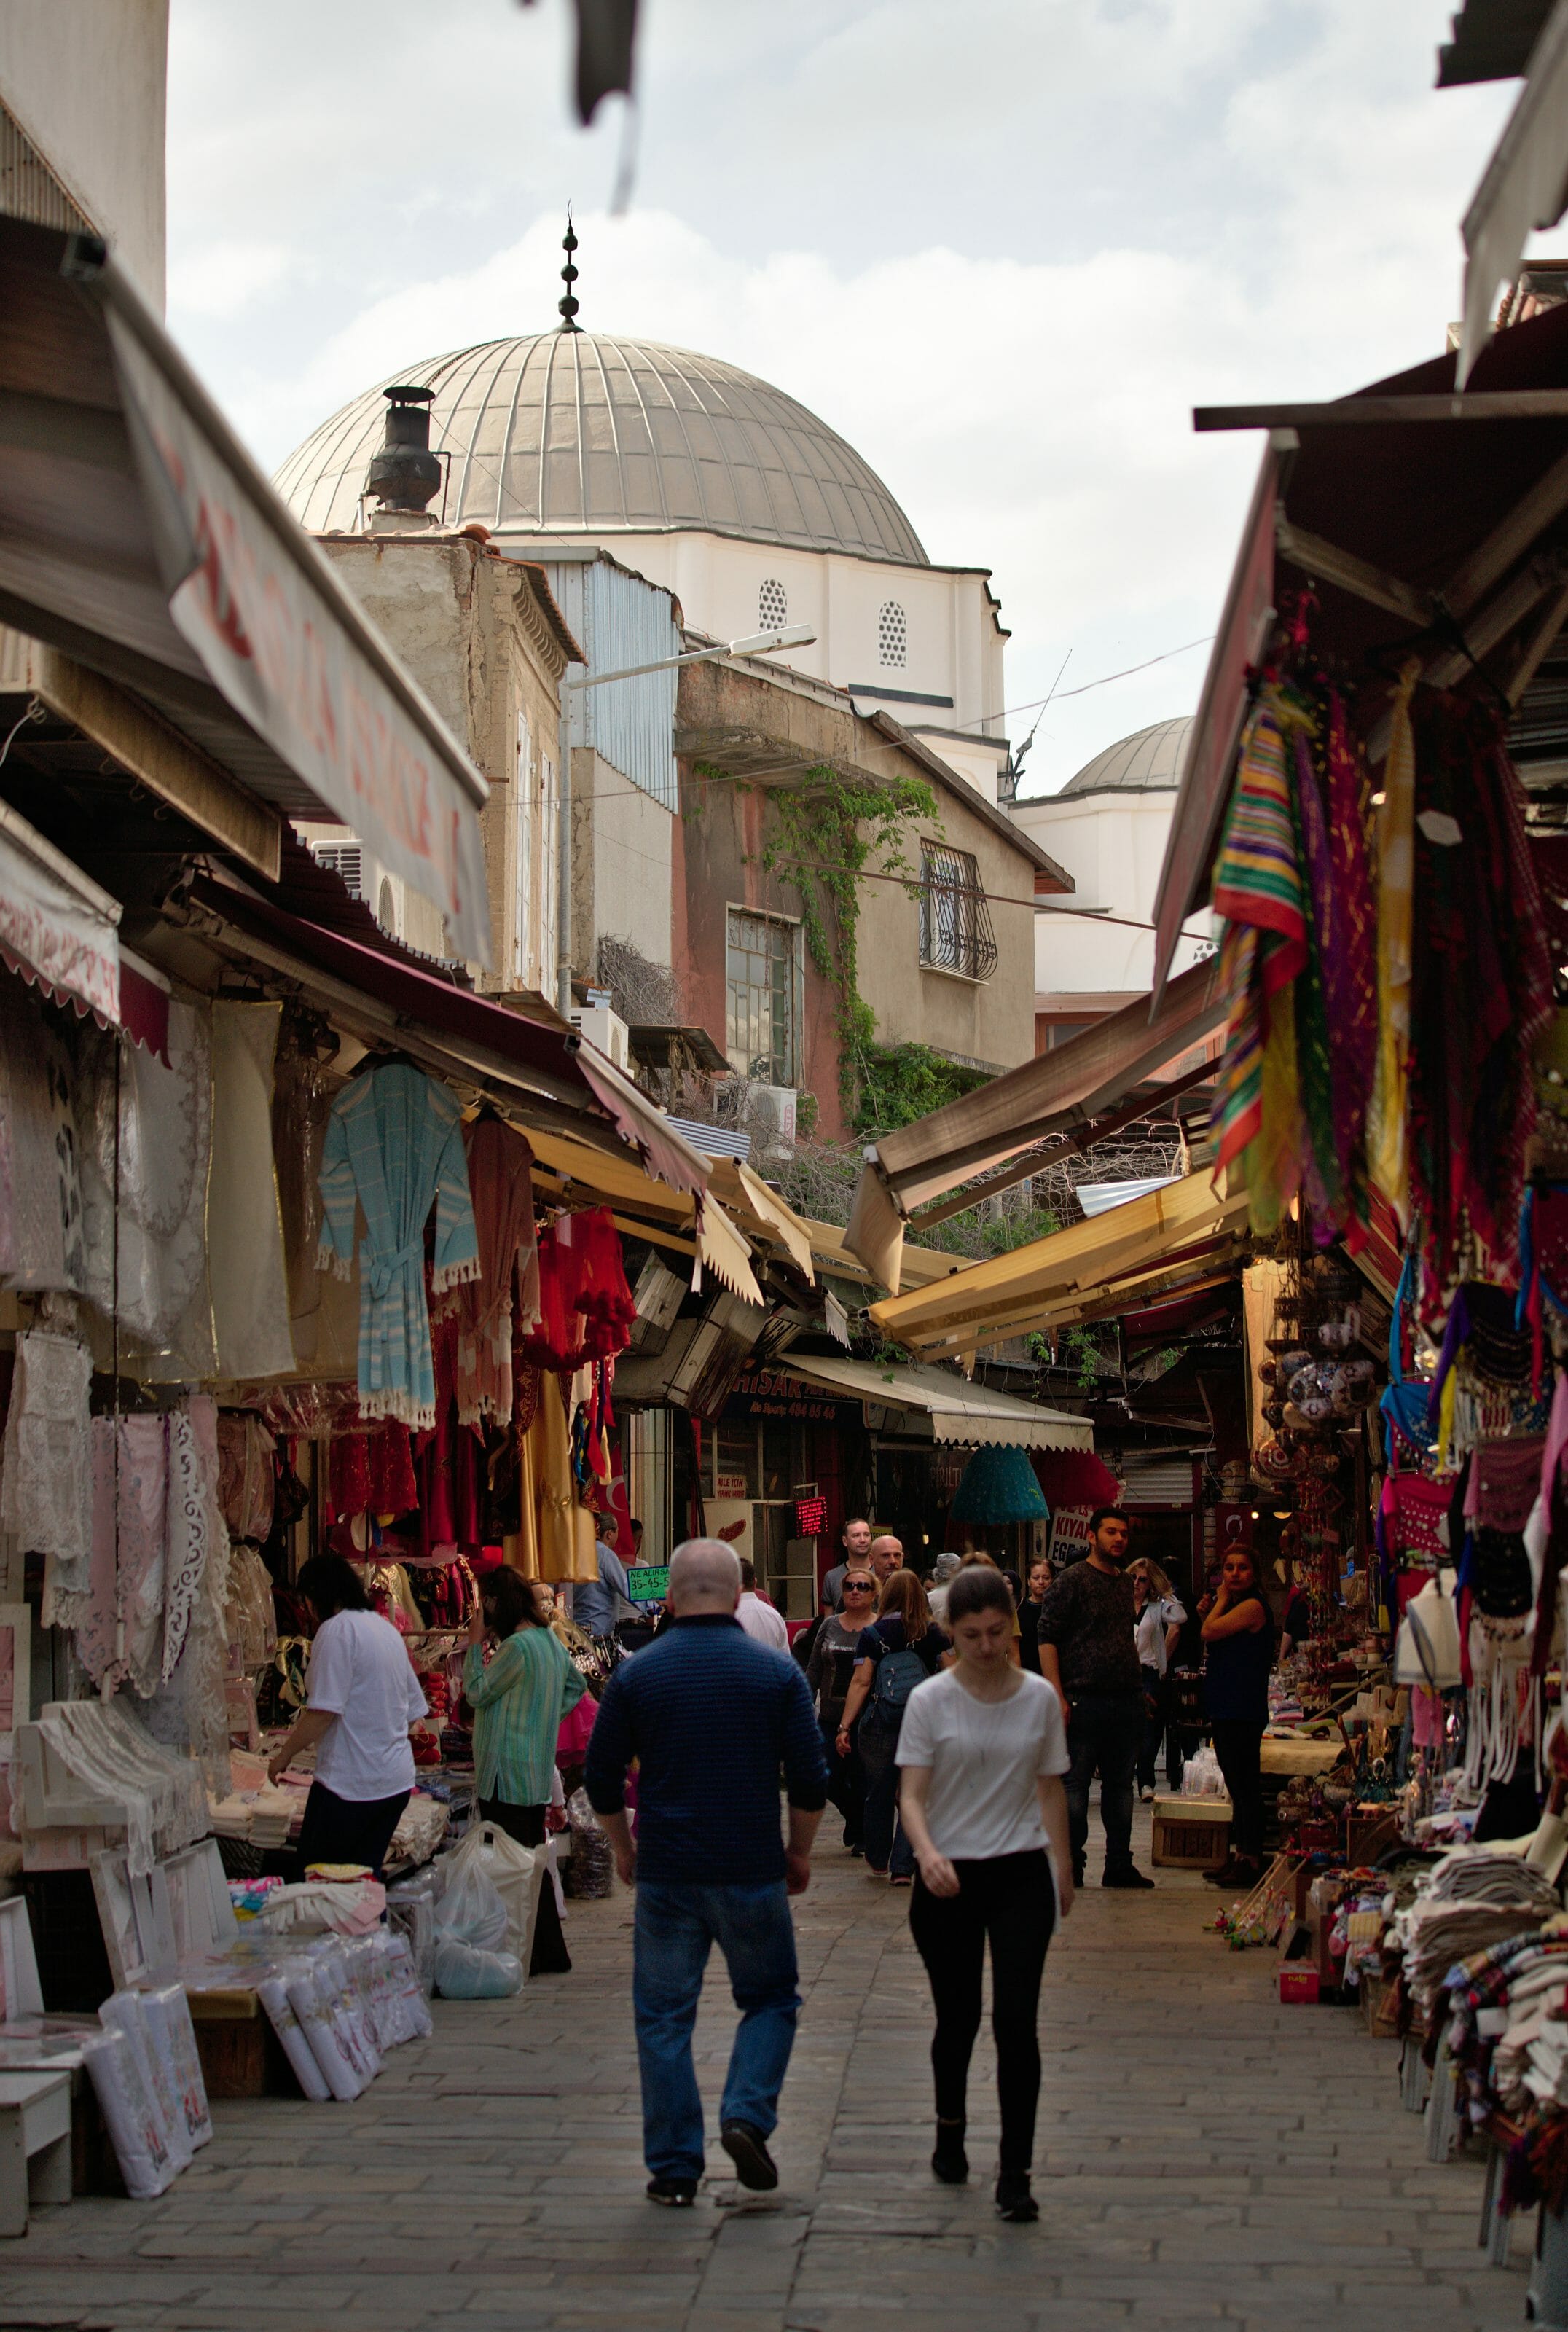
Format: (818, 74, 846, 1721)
(842, 1581, 874, 1595)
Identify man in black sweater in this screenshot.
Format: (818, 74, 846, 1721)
(1035, 1506, 1155, 1892)
(586, 1538, 830, 2206)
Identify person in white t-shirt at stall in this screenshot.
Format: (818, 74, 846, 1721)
(268, 1553, 428, 1878)
(736, 1557, 791, 1650)
(896, 1563, 1073, 2226)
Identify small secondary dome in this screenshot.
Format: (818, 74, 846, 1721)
(275, 332, 929, 568)
(1057, 716, 1193, 799)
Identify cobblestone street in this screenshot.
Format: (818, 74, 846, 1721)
(0, 1814, 1526, 2332)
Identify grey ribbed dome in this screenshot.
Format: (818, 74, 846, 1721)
(274, 332, 929, 566)
(1059, 716, 1193, 799)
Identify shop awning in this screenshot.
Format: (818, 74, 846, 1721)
(844, 960, 1225, 1290)
(183, 872, 710, 1200)
(1155, 294, 1568, 990)
(771, 1354, 1092, 1450)
(0, 212, 491, 959)
(868, 1171, 1251, 1358)
(0, 793, 119, 1023)
(800, 1216, 968, 1293)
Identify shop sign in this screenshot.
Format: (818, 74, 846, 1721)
(1049, 1505, 1093, 1568)
(726, 1369, 856, 1424)
(714, 1473, 750, 1499)
(627, 1565, 670, 1601)
(795, 1493, 826, 1538)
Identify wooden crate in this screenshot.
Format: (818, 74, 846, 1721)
(189, 1989, 302, 2100)
(1151, 1793, 1233, 1871)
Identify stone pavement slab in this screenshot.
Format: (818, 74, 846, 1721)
(0, 1807, 1529, 2331)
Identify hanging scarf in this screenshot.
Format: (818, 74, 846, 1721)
(1368, 660, 1419, 1217)
(1287, 717, 1345, 1234)
(1518, 1184, 1568, 1393)
(1209, 690, 1309, 1228)
(1326, 691, 1378, 1239)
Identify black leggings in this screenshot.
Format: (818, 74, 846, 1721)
(1209, 1718, 1266, 1863)
(294, 1780, 409, 1879)
(908, 1848, 1056, 2175)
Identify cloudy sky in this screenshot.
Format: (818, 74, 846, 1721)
(166, 1, 1520, 792)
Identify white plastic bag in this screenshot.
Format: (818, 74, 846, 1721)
(282, 1963, 364, 2102)
(1181, 1745, 1226, 1799)
(440, 1824, 536, 1961)
(433, 1938, 523, 1999)
(385, 1933, 434, 2040)
(435, 1856, 511, 1955)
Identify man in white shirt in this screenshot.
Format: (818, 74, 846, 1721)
(737, 1557, 790, 1651)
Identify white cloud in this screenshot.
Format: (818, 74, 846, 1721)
(165, 0, 1519, 789)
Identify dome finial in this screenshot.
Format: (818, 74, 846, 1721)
(557, 208, 581, 333)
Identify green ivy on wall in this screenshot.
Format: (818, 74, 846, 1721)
(753, 760, 939, 1111)
(850, 1039, 989, 1138)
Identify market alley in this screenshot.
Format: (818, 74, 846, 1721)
(0, 1815, 1521, 2332)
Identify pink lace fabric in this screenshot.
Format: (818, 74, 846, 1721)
(80, 1415, 168, 1694)
(143, 1397, 232, 1794)
(0, 1329, 93, 1627)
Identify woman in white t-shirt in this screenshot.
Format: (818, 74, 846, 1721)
(896, 1563, 1073, 2225)
(268, 1554, 428, 1878)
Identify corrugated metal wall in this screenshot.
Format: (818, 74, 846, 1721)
(541, 557, 680, 813)
(0, 101, 93, 238)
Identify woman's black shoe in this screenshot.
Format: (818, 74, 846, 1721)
(932, 2118, 968, 2184)
(995, 2172, 1038, 2222)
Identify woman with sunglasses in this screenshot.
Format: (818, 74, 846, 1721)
(806, 1570, 877, 1852)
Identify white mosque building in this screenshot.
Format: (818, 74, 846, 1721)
(1010, 715, 1214, 1052)
(275, 326, 1012, 803)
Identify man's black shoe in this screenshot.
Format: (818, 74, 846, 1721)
(721, 2119, 779, 2191)
(646, 2175, 698, 2206)
(1102, 1867, 1156, 1890)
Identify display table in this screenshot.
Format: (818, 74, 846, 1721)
(1261, 1737, 1344, 1779)
(0, 2069, 71, 2234)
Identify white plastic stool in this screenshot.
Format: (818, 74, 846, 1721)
(0, 2071, 71, 2237)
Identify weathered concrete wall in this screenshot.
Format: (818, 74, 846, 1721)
(571, 752, 674, 987)
(315, 536, 569, 989)
(0, 1, 168, 311)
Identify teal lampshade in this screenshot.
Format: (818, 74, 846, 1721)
(948, 1444, 1050, 1525)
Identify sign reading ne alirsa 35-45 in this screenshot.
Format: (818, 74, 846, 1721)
(627, 1566, 670, 1600)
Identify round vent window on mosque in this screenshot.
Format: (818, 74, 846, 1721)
(878, 600, 907, 668)
(758, 578, 788, 631)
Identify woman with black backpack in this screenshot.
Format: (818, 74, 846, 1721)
(836, 1569, 949, 1882)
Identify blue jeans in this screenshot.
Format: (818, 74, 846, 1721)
(1064, 1691, 1141, 1879)
(858, 1711, 914, 1877)
(632, 1878, 801, 2180)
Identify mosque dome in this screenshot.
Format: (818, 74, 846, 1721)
(274, 331, 929, 567)
(1057, 715, 1193, 799)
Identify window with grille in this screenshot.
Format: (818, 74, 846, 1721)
(309, 840, 362, 898)
(919, 842, 997, 981)
(726, 909, 799, 1084)
(878, 600, 907, 668)
(758, 577, 788, 632)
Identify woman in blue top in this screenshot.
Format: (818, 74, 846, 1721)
(836, 1570, 949, 1882)
(1199, 1543, 1274, 1887)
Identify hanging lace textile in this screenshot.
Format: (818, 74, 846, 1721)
(1406, 693, 1554, 1288)
(0, 1327, 93, 1627)
(217, 1413, 276, 1545)
(208, 1001, 295, 1379)
(518, 1207, 637, 1371)
(77, 1001, 215, 1379)
(1208, 688, 1310, 1231)
(317, 1063, 480, 1429)
(141, 1396, 232, 1793)
(0, 974, 83, 1294)
(444, 1115, 540, 1429)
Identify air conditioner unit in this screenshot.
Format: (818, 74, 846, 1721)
(309, 840, 364, 898)
(569, 1004, 630, 1072)
(748, 1084, 797, 1148)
